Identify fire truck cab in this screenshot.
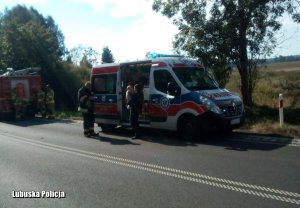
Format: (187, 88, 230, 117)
(91, 54, 244, 139)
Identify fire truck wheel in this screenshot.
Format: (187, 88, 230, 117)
(179, 116, 198, 140)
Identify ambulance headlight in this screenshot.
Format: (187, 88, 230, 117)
(199, 95, 222, 114)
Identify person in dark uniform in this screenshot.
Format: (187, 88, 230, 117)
(128, 84, 144, 139)
(45, 85, 55, 119)
(78, 81, 98, 137)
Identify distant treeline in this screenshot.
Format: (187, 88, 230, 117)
(266, 55, 300, 64)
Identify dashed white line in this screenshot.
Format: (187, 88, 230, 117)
(226, 135, 300, 147)
(0, 132, 299, 205)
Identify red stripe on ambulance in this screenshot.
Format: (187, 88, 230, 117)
(92, 66, 119, 75)
(94, 103, 117, 114)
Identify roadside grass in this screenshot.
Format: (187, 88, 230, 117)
(226, 61, 300, 138)
(55, 111, 81, 120)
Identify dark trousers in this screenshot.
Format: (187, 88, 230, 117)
(82, 111, 94, 131)
(130, 111, 140, 136)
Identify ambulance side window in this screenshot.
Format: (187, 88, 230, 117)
(93, 74, 116, 94)
(154, 70, 178, 94)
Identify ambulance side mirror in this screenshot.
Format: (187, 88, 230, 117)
(167, 82, 181, 96)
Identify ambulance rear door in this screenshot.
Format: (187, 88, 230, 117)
(92, 65, 120, 125)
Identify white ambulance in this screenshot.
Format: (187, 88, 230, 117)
(91, 54, 244, 139)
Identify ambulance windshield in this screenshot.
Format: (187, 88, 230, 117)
(173, 67, 219, 90)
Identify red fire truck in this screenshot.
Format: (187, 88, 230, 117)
(0, 68, 42, 119)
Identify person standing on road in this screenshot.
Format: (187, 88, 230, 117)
(128, 84, 144, 139)
(126, 84, 133, 109)
(45, 85, 55, 119)
(11, 88, 26, 120)
(37, 86, 46, 117)
(78, 81, 98, 138)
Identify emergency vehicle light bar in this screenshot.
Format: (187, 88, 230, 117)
(147, 53, 183, 59)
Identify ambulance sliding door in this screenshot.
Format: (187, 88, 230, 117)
(120, 61, 151, 124)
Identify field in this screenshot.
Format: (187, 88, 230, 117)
(226, 61, 300, 138)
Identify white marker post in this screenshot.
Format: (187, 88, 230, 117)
(279, 93, 284, 127)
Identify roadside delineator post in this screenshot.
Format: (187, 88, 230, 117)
(279, 93, 284, 127)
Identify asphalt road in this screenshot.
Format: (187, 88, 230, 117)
(0, 118, 299, 208)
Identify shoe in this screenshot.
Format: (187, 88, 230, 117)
(84, 133, 91, 138)
(131, 135, 140, 139)
(90, 132, 99, 136)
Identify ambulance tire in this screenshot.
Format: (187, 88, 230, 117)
(99, 124, 116, 133)
(219, 127, 233, 135)
(179, 116, 198, 141)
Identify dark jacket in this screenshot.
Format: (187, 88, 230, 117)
(78, 86, 93, 113)
(128, 92, 143, 115)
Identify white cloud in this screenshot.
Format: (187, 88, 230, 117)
(21, 0, 47, 3)
(3, 0, 47, 4)
(106, 13, 178, 61)
(68, 0, 153, 18)
(67, 0, 107, 13)
(65, 0, 178, 62)
(108, 0, 152, 18)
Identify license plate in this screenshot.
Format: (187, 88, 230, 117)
(230, 118, 240, 125)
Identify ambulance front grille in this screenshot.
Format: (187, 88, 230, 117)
(220, 104, 243, 117)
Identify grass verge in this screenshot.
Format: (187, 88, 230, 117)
(240, 105, 300, 138)
(227, 61, 300, 139)
(55, 111, 82, 120)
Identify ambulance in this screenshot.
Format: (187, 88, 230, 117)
(91, 54, 244, 139)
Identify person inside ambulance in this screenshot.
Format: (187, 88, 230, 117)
(179, 69, 218, 91)
(154, 70, 179, 95)
(185, 73, 198, 88)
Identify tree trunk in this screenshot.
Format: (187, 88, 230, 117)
(238, 66, 253, 107)
(238, 40, 253, 107)
(237, 0, 253, 107)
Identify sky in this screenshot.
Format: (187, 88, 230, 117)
(1, 0, 300, 63)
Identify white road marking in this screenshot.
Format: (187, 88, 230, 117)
(226, 134, 300, 147)
(1, 132, 299, 205)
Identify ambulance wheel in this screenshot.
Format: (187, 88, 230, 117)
(219, 127, 233, 135)
(99, 124, 116, 133)
(179, 116, 198, 140)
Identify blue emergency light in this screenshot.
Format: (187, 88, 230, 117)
(147, 53, 183, 59)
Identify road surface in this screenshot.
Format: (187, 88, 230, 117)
(0, 118, 299, 208)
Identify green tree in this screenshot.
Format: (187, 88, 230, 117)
(101, 46, 115, 64)
(68, 45, 99, 66)
(0, 5, 85, 110)
(153, 0, 300, 107)
(77, 55, 92, 82)
(0, 5, 65, 71)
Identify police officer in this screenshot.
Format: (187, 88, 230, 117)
(78, 81, 98, 137)
(45, 85, 55, 119)
(128, 84, 144, 139)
